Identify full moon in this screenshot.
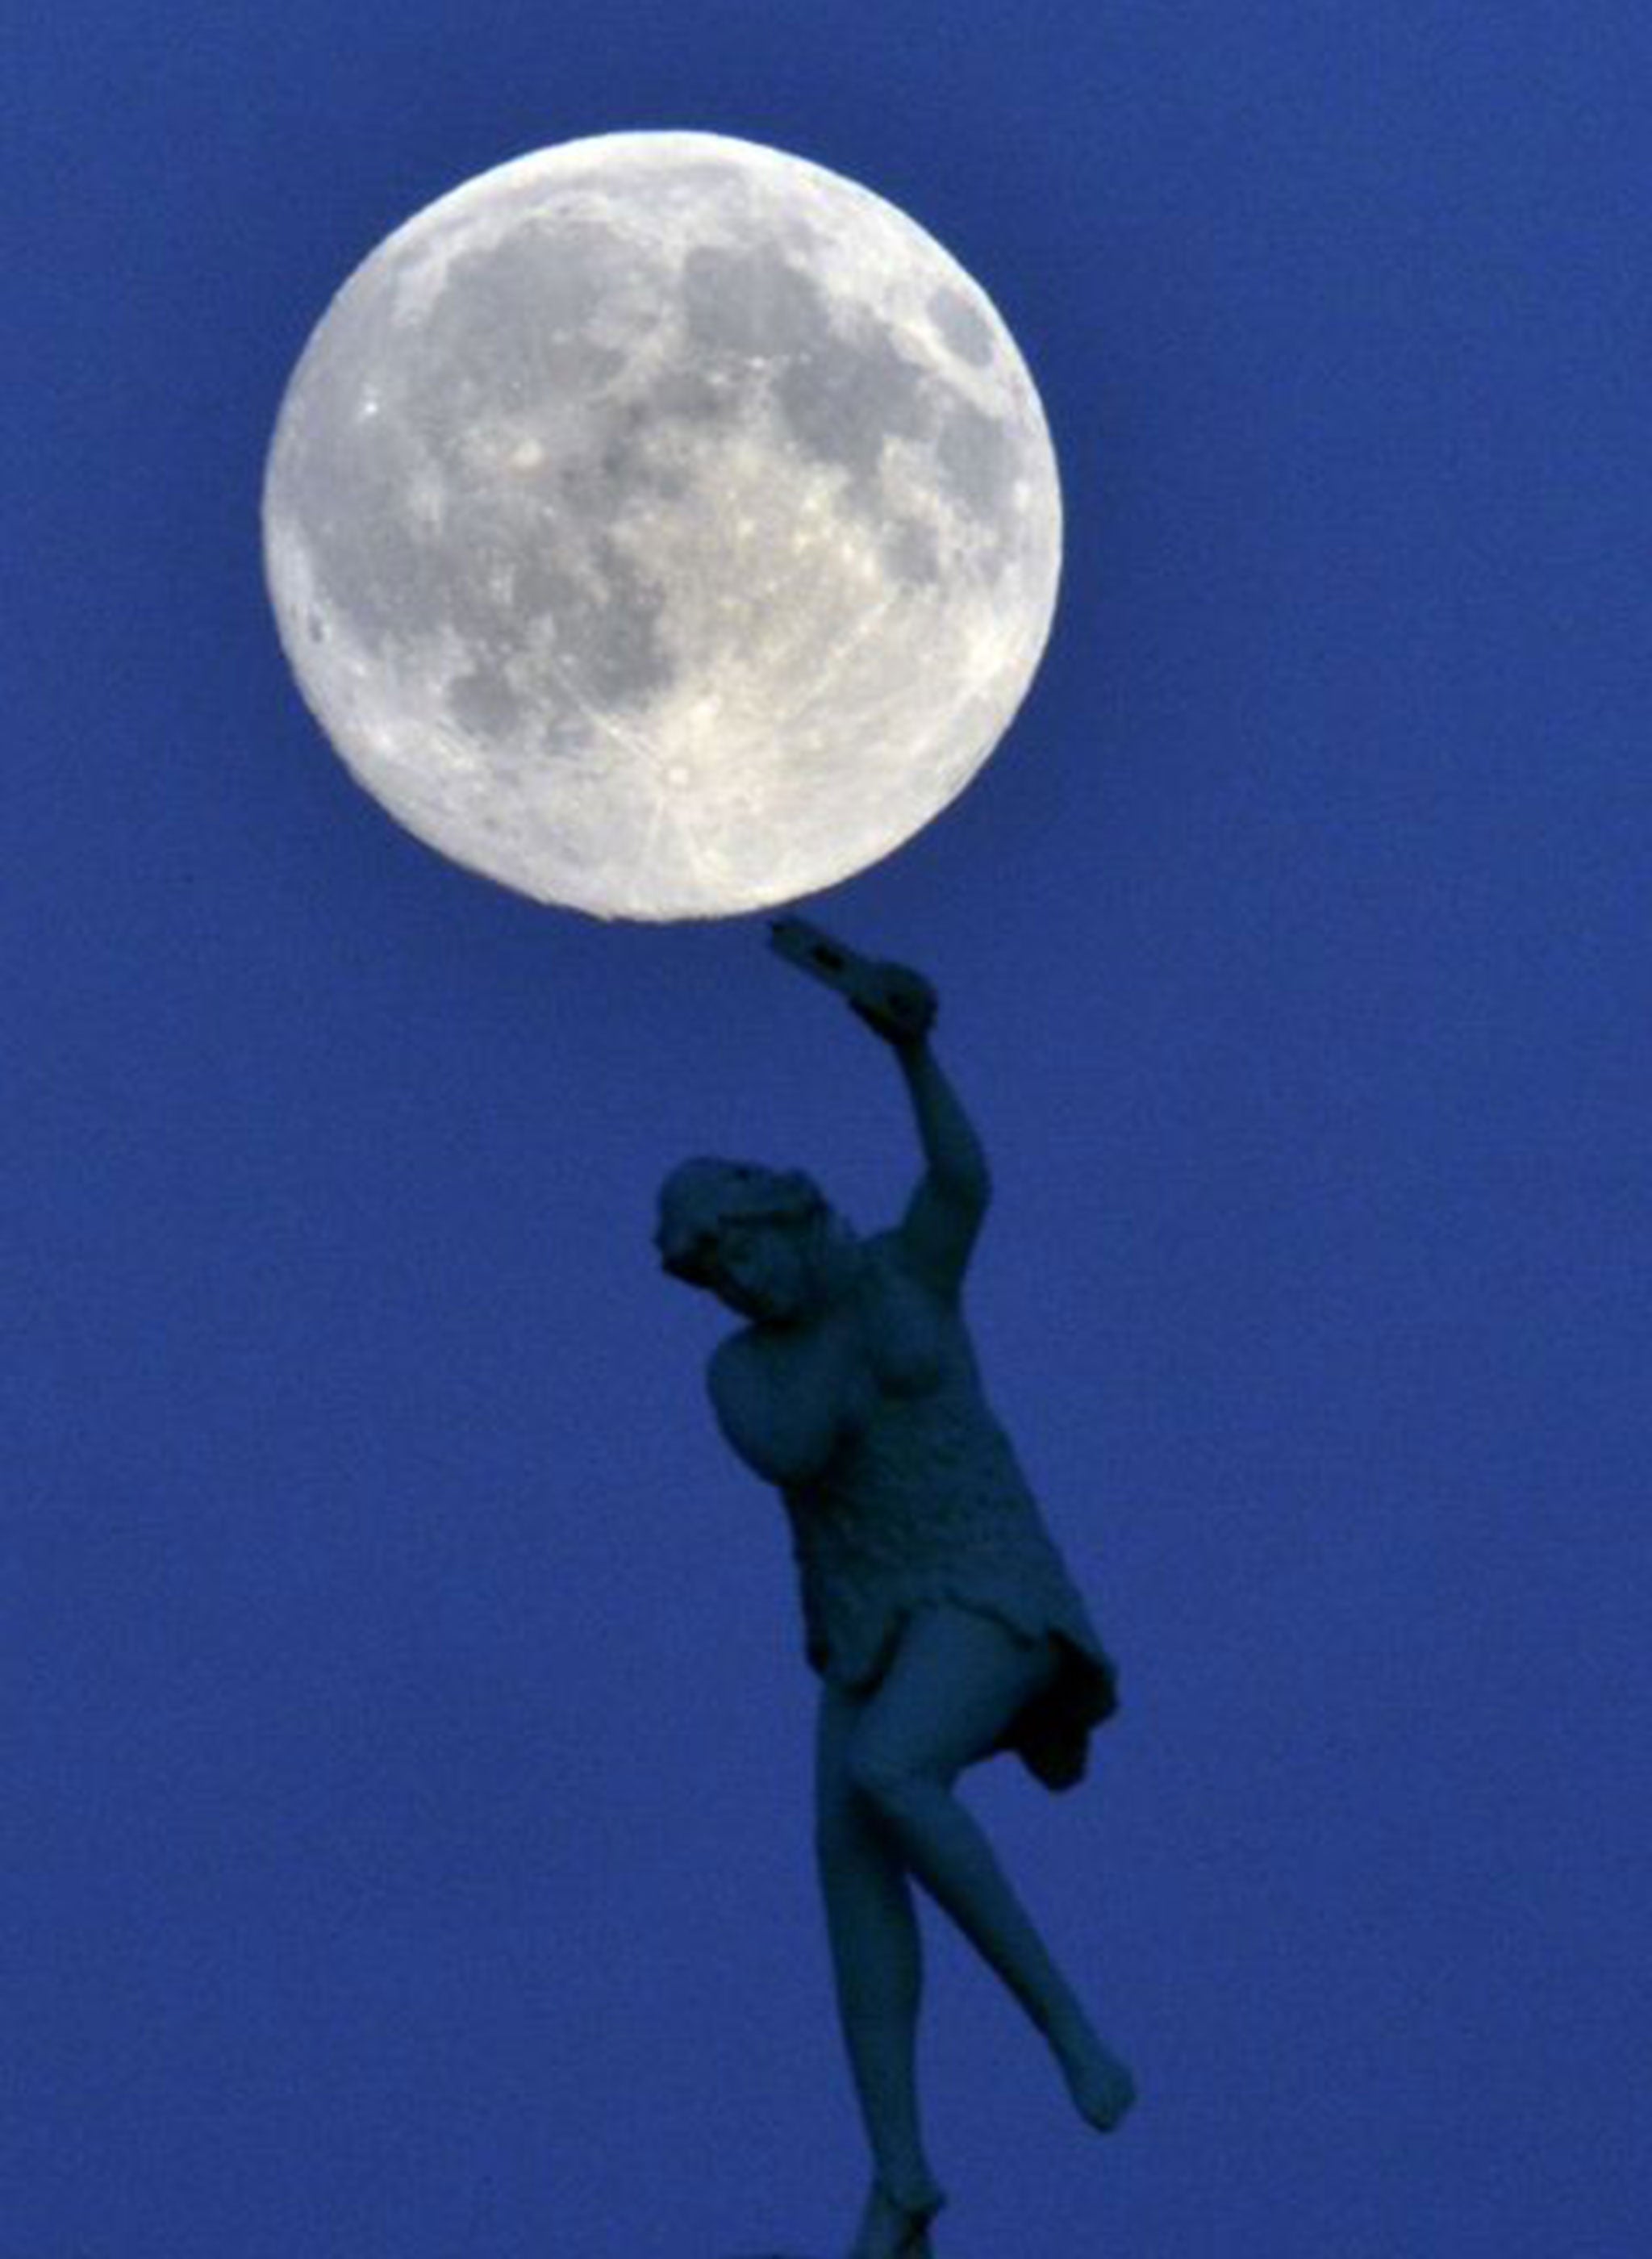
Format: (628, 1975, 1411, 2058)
(262, 132, 1063, 920)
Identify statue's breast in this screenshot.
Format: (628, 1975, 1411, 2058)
(707, 1314, 874, 1488)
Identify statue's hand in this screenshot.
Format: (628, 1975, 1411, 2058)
(768, 916, 937, 1047)
(849, 959, 937, 1048)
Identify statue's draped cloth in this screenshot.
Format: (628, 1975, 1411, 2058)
(782, 1276, 1117, 1790)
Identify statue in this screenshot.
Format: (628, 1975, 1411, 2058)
(656, 920, 1135, 2259)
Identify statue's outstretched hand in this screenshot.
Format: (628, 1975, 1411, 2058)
(849, 960, 937, 1048)
(769, 915, 937, 1047)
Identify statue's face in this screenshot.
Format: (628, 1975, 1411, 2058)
(719, 1217, 816, 1322)
(660, 1207, 818, 1325)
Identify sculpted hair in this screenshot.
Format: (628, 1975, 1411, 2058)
(654, 1158, 828, 1258)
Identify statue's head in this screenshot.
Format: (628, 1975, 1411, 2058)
(654, 1158, 853, 1325)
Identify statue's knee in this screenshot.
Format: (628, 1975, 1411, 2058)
(814, 1766, 888, 1864)
(813, 1801, 863, 1868)
(846, 1742, 930, 1821)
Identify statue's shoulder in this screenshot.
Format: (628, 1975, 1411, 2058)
(851, 1230, 957, 1394)
(856, 1228, 957, 1314)
(856, 1226, 932, 1294)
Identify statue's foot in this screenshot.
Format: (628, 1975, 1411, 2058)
(1059, 2035, 1137, 2132)
(846, 2173, 945, 2259)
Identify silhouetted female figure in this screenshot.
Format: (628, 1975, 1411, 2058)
(656, 930, 1134, 2259)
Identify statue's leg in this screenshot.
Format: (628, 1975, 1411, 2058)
(816, 1682, 948, 2239)
(845, 1606, 1135, 2133)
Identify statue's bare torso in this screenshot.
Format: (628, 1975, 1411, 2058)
(707, 1234, 957, 1489)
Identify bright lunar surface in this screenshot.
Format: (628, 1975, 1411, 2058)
(262, 132, 1063, 920)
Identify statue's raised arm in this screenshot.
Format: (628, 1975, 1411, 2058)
(767, 917, 989, 1299)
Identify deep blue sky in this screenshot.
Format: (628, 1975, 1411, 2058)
(7, 6, 1648, 2255)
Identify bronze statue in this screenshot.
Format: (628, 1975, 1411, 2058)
(657, 920, 1134, 2259)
